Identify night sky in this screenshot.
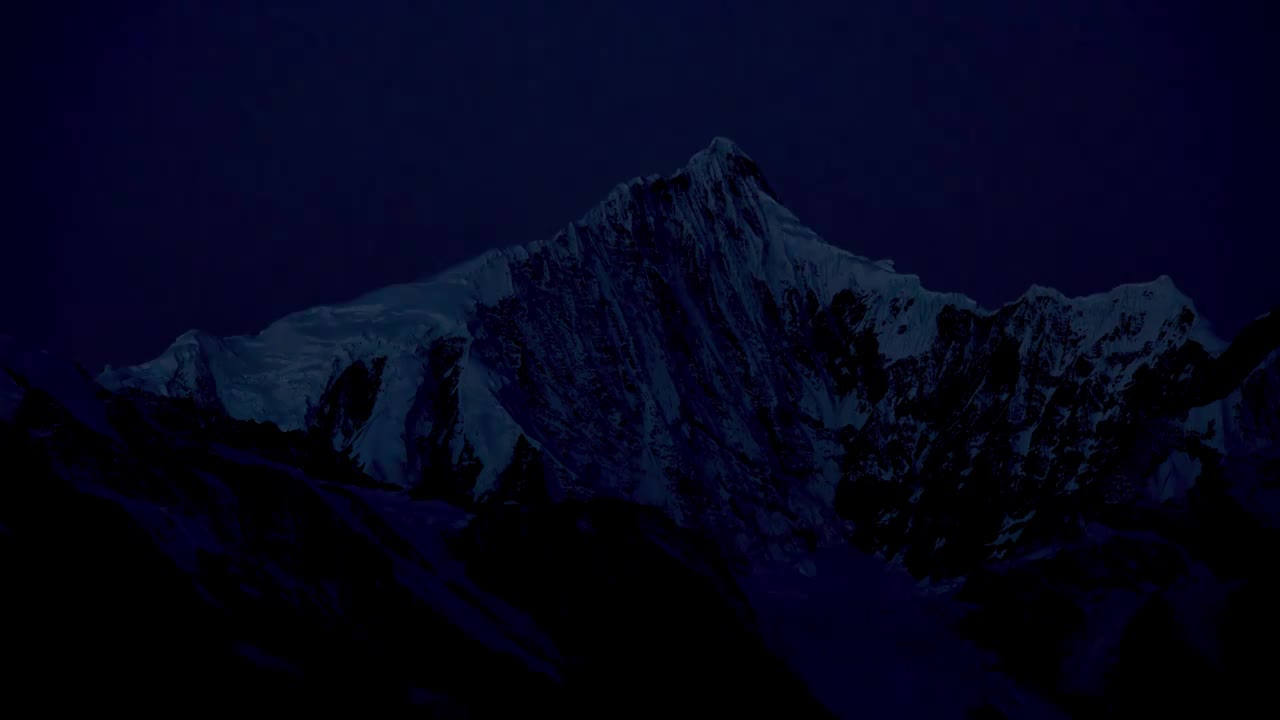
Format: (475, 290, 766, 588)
(9, 1, 1278, 373)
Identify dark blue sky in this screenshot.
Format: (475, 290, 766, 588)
(9, 1, 1278, 372)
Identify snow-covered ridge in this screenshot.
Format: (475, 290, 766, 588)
(101, 136, 969, 435)
(104, 136, 1214, 395)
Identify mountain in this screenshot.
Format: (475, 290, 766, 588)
(101, 138, 1279, 575)
(15, 138, 1279, 715)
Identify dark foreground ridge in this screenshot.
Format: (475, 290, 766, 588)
(1, 339, 835, 715)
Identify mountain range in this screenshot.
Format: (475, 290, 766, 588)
(5, 138, 1279, 717)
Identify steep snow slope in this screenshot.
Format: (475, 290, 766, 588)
(100, 138, 1278, 570)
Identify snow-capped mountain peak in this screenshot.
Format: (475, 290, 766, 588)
(100, 137, 1278, 571)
